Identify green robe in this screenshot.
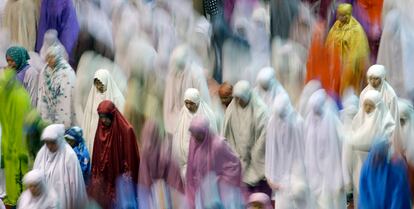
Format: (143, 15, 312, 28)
(0, 69, 31, 205)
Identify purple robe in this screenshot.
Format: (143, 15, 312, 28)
(35, 0, 79, 57)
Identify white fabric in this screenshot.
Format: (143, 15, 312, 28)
(82, 69, 125, 157)
(17, 169, 60, 209)
(297, 80, 321, 118)
(360, 64, 401, 150)
(39, 30, 68, 62)
(303, 89, 346, 209)
(398, 99, 414, 164)
(222, 80, 269, 185)
(253, 67, 286, 108)
(265, 93, 313, 209)
(33, 124, 87, 209)
(173, 88, 217, 177)
(23, 65, 39, 107)
(163, 45, 211, 134)
(348, 90, 395, 206)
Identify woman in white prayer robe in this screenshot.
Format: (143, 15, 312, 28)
(303, 89, 346, 209)
(253, 66, 286, 108)
(265, 93, 314, 209)
(173, 88, 217, 178)
(163, 45, 211, 135)
(297, 80, 321, 118)
(222, 80, 270, 196)
(33, 124, 87, 209)
(359, 64, 401, 150)
(82, 69, 125, 157)
(398, 99, 414, 164)
(17, 169, 60, 209)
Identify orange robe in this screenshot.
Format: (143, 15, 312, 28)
(325, 17, 370, 96)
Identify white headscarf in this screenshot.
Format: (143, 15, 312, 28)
(39, 30, 68, 62)
(351, 90, 396, 151)
(223, 80, 269, 185)
(164, 45, 211, 134)
(173, 88, 217, 177)
(303, 89, 345, 206)
(17, 169, 60, 209)
(34, 124, 87, 209)
(82, 68, 125, 157)
(265, 93, 312, 208)
(398, 99, 414, 164)
(297, 80, 321, 118)
(254, 67, 286, 108)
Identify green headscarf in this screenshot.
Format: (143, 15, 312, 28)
(6, 46, 30, 72)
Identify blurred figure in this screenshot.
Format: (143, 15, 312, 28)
(35, 0, 79, 62)
(222, 80, 271, 198)
(359, 141, 411, 209)
(340, 91, 359, 134)
(174, 88, 218, 177)
(6, 46, 39, 106)
(34, 124, 87, 209)
(348, 90, 395, 207)
(377, 0, 414, 99)
(297, 80, 321, 118)
(304, 89, 346, 209)
(64, 126, 91, 183)
(0, 69, 31, 206)
(265, 93, 313, 209)
(164, 45, 211, 135)
(218, 82, 233, 108)
(269, 0, 299, 40)
(138, 120, 184, 197)
(37, 46, 76, 129)
(360, 65, 400, 150)
(246, 193, 273, 209)
(326, 3, 369, 96)
(82, 69, 125, 157)
(39, 30, 68, 62)
(186, 116, 241, 209)
(17, 169, 60, 209)
(253, 66, 286, 108)
(24, 110, 48, 165)
(115, 175, 138, 209)
(2, 0, 37, 50)
(89, 100, 140, 209)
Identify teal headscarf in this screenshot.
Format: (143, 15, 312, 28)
(6, 46, 30, 72)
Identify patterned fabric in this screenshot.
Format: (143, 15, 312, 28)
(65, 126, 91, 183)
(6, 46, 30, 72)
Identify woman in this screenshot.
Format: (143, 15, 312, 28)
(17, 169, 60, 209)
(37, 46, 76, 129)
(174, 88, 217, 177)
(348, 90, 395, 207)
(253, 66, 286, 108)
(186, 116, 241, 209)
(64, 126, 91, 183)
(6, 46, 39, 106)
(82, 69, 125, 156)
(33, 124, 87, 209)
(304, 89, 346, 209)
(0, 69, 32, 206)
(89, 100, 140, 209)
(297, 80, 321, 118)
(265, 93, 313, 209)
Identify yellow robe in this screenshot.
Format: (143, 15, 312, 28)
(326, 17, 370, 96)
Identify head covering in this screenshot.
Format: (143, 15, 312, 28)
(367, 64, 386, 80)
(247, 193, 273, 209)
(304, 89, 344, 196)
(297, 80, 321, 117)
(359, 141, 412, 209)
(39, 29, 68, 61)
(254, 67, 286, 108)
(218, 82, 233, 97)
(174, 88, 218, 177)
(45, 45, 68, 69)
(90, 100, 140, 208)
(337, 3, 352, 15)
(41, 124, 65, 143)
(398, 99, 414, 164)
(351, 90, 396, 150)
(6, 46, 30, 71)
(233, 80, 252, 103)
(186, 116, 241, 209)
(64, 126, 83, 144)
(82, 68, 125, 156)
(23, 169, 45, 186)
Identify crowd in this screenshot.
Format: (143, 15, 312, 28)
(0, 0, 414, 209)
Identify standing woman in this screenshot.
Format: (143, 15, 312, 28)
(89, 100, 140, 209)
(37, 46, 76, 129)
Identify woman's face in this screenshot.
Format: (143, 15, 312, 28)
(45, 140, 59, 153)
(64, 136, 77, 148)
(185, 100, 199, 113)
(99, 114, 113, 127)
(369, 76, 382, 89)
(248, 202, 264, 209)
(6, 55, 16, 69)
(46, 55, 56, 68)
(235, 96, 249, 108)
(363, 100, 376, 114)
(94, 79, 107, 93)
(28, 182, 43, 197)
